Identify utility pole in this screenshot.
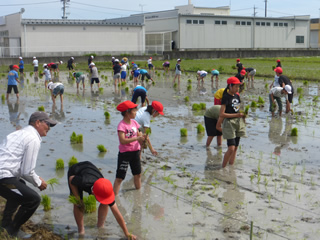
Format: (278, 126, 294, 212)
(253, 5, 257, 17)
(139, 4, 146, 13)
(61, 0, 70, 19)
(264, 0, 267, 17)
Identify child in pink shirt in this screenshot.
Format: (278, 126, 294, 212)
(113, 101, 146, 195)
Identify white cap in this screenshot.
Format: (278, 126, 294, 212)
(177, 58, 181, 62)
(90, 62, 95, 66)
(43, 63, 47, 67)
(59, 61, 63, 64)
(47, 82, 53, 89)
(284, 85, 292, 94)
(33, 56, 36, 59)
(112, 57, 115, 59)
(115, 59, 119, 62)
(197, 70, 200, 74)
(71, 57, 74, 60)
(91, 55, 94, 59)
(19, 57, 23, 59)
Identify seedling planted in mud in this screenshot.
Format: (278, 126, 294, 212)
(192, 103, 201, 111)
(291, 127, 298, 136)
(56, 159, 64, 170)
(104, 111, 110, 119)
(199, 103, 206, 110)
(250, 174, 255, 183)
(188, 79, 192, 84)
(97, 144, 107, 152)
(184, 96, 189, 102)
(187, 85, 192, 91)
(1, 94, 5, 102)
(70, 132, 83, 144)
(68, 156, 78, 167)
(297, 87, 303, 94)
(125, 87, 129, 92)
(251, 101, 257, 108)
(244, 105, 250, 115)
(258, 96, 265, 104)
(180, 128, 188, 137)
(196, 124, 205, 134)
(38, 106, 45, 112)
(173, 83, 177, 88)
(41, 194, 51, 211)
(47, 178, 59, 190)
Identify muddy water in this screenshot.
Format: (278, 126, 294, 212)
(0, 70, 320, 240)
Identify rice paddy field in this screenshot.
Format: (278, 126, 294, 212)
(0, 57, 320, 240)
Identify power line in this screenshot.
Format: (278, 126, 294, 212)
(0, 1, 59, 7)
(72, 1, 141, 13)
(71, 6, 126, 16)
(230, 7, 252, 12)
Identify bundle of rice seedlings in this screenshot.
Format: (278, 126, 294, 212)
(55, 159, 64, 170)
(196, 124, 205, 134)
(97, 144, 107, 152)
(41, 195, 51, 211)
(68, 156, 78, 167)
(180, 128, 188, 137)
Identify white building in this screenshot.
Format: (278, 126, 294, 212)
(139, 4, 310, 53)
(0, 12, 145, 57)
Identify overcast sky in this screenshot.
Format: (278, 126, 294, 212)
(0, 0, 319, 20)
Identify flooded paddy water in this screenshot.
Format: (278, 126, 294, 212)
(0, 69, 320, 240)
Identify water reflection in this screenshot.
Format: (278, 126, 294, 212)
(51, 103, 65, 122)
(7, 99, 21, 130)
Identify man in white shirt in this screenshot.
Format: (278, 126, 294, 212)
(32, 56, 39, 77)
(269, 85, 291, 117)
(0, 111, 57, 236)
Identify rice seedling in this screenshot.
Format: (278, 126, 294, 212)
(196, 124, 205, 134)
(68, 156, 78, 167)
(218, 66, 224, 72)
(180, 128, 188, 137)
(173, 83, 177, 88)
(251, 101, 257, 108)
(291, 127, 298, 136)
(152, 81, 155, 86)
(187, 85, 192, 91)
(125, 87, 129, 92)
(41, 195, 51, 211)
(38, 106, 45, 112)
(70, 132, 83, 144)
(244, 105, 250, 115)
(231, 65, 236, 69)
(187, 190, 194, 196)
(68, 195, 81, 205)
(264, 83, 269, 89)
(129, 75, 133, 80)
(97, 144, 107, 152)
(192, 103, 201, 111)
(55, 159, 64, 170)
(29, 72, 34, 77)
(47, 178, 59, 190)
(297, 87, 303, 94)
(98, 87, 104, 93)
(27, 79, 29, 84)
(250, 174, 254, 183)
(184, 96, 189, 102)
(313, 96, 319, 102)
(104, 111, 110, 119)
(121, 81, 126, 86)
(83, 195, 97, 213)
(258, 96, 265, 104)
(1, 94, 5, 103)
(199, 102, 206, 110)
(303, 80, 308, 86)
(188, 79, 192, 84)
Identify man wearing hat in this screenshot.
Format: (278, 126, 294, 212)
(0, 112, 57, 236)
(32, 56, 39, 77)
(6, 65, 20, 100)
(68, 161, 136, 239)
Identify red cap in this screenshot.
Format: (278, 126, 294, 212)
(274, 67, 283, 74)
(150, 57, 152, 59)
(116, 100, 138, 112)
(151, 101, 164, 115)
(212, 69, 215, 71)
(12, 65, 19, 69)
(131, 62, 135, 64)
(276, 59, 280, 62)
(236, 58, 240, 62)
(92, 178, 115, 205)
(227, 77, 241, 85)
(240, 69, 246, 75)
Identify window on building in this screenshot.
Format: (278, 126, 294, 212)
(193, 20, 198, 24)
(241, 21, 246, 25)
(186, 20, 192, 24)
(199, 20, 204, 24)
(247, 21, 251, 25)
(266, 22, 271, 26)
(296, 36, 304, 43)
(274, 22, 278, 26)
(279, 22, 283, 27)
(284, 23, 288, 27)
(261, 22, 266, 26)
(215, 20, 221, 24)
(256, 22, 260, 26)
(236, 21, 240, 25)
(222, 20, 227, 25)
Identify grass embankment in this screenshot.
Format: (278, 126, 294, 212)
(1, 56, 319, 81)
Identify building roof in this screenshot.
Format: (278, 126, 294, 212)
(179, 14, 310, 21)
(21, 15, 144, 26)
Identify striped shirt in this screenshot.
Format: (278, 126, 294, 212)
(0, 125, 42, 187)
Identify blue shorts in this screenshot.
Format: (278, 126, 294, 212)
(200, 73, 207, 77)
(132, 88, 146, 104)
(53, 85, 64, 96)
(148, 64, 154, 70)
(121, 71, 127, 79)
(134, 71, 140, 78)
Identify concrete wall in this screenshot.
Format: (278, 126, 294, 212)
(0, 12, 22, 38)
(145, 17, 178, 32)
(164, 49, 320, 60)
(20, 24, 145, 57)
(179, 15, 310, 49)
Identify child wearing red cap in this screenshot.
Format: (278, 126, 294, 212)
(235, 69, 246, 93)
(147, 57, 155, 71)
(274, 67, 294, 113)
(135, 101, 164, 156)
(219, 77, 246, 168)
(236, 59, 243, 73)
(114, 101, 146, 196)
(6, 65, 20, 100)
(68, 161, 136, 239)
(276, 59, 281, 68)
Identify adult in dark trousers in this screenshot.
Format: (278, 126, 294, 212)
(275, 67, 294, 113)
(68, 161, 136, 239)
(67, 57, 75, 72)
(236, 58, 243, 73)
(0, 112, 57, 237)
(132, 85, 149, 107)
